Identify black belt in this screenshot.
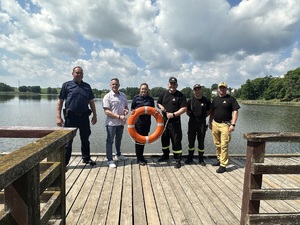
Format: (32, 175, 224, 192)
(70, 110, 89, 116)
(214, 120, 231, 124)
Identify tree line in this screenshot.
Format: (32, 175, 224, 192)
(1, 67, 299, 101)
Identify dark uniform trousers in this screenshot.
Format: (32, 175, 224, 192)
(161, 120, 183, 160)
(188, 118, 206, 150)
(135, 122, 150, 162)
(64, 111, 91, 165)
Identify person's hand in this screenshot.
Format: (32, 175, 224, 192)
(91, 115, 97, 125)
(208, 123, 212, 130)
(123, 109, 129, 115)
(56, 117, 64, 127)
(120, 115, 127, 122)
(166, 112, 174, 119)
(160, 106, 166, 112)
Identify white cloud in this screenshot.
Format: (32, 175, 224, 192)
(0, 0, 299, 89)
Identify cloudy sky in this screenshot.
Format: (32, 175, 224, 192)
(1, 0, 299, 90)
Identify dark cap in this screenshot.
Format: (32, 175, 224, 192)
(193, 84, 202, 89)
(218, 82, 228, 88)
(169, 77, 177, 83)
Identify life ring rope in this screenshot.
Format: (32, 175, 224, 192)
(127, 106, 165, 144)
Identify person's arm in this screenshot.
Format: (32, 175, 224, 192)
(208, 110, 214, 130)
(166, 106, 187, 119)
(56, 99, 64, 127)
(229, 110, 238, 132)
(104, 107, 127, 121)
(89, 99, 97, 125)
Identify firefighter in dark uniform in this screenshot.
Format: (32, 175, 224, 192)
(157, 77, 187, 168)
(131, 83, 155, 165)
(56, 66, 97, 166)
(185, 84, 211, 165)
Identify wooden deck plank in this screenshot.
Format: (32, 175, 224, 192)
(140, 163, 161, 225)
(155, 161, 188, 225)
(106, 160, 126, 225)
(147, 159, 175, 225)
(76, 157, 107, 225)
(132, 160, 147, 225)
(65, 157, 98, 224)
(92, 163, 116, 224)
(58, 156, 300, 225)
(120, 159, 133, 225)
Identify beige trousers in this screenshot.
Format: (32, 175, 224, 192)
(211, 120, 231, 167)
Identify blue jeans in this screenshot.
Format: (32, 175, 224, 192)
(106, 125, 124, 161)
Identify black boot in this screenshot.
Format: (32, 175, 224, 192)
(158, 150, 169, 162)
(174, 153, 182, 169)
(185, 150, 194, 164)
(198, 152, 206, 166)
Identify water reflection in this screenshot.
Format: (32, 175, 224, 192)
(0, 95, 15, 102)
(18, 95, 41, 100)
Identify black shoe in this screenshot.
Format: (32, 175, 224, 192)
(174, 161, 181, 169)
(158, 154, 169, 162)
(212, 160, 220, 166)
(199, 160, 206, 166)
(216, 166, 226, 173)
(185, 157, 194, 164)
(138, 159, 147, 166)
(82, 159, 96, 166)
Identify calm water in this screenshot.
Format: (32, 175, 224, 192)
(0, 95, 299, 155)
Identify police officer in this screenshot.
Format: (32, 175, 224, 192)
(186, 84, 211, 166)
(157, 77, 187, 168)
(56, 66, 97, 166)
(131, 83, 155, 165)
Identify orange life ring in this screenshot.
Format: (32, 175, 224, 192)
(127, 106, 164, 144)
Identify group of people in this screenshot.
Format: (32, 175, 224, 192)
(56, 66, 240, 173)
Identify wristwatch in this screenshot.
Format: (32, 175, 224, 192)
(173, 113, 176, 117)
(231, 124, 235, 127)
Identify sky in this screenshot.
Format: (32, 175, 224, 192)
(0, 0, 300, 90)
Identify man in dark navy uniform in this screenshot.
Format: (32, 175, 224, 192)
(56, 66, 97, 166)
(157, 77, 187, 168)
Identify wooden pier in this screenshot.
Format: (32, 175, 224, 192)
(1, 127, 299, 224)
(63, 155, 300, 225)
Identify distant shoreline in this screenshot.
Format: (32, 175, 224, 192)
(238, 100, 300, 107)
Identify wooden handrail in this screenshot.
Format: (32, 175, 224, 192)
(240, 132, 300, 225)
(0, 126, 77, 225)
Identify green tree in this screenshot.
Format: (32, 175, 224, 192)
(181, 87, 193, 99)
(283, 67, 300, 100)
(0, 83, 15, 92)
(18, 86, 28, 92)
(149, 87, 166, 98)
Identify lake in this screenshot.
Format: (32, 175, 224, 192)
(0, 94, 299, 155)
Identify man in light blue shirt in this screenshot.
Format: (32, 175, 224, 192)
(102, 78, 129, 168)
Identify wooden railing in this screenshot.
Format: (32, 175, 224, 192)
(0, 126, 77, 225)
(240, 132, 300, 225)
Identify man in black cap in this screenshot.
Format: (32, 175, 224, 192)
(209, 82, 240, 173)
(157, 77, 187, 168)
(185, 84, 211, 165)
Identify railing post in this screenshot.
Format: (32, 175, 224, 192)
(240, 140, 266, 225)
(47, 145, 66, 225)
(4, 164, 40, 225)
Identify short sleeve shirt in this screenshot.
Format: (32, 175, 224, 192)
(157, 90, 187, 122)
(102, 90, 128, 126)
(211, 94, 240, 122)
(187, 96, 211, 120)
(58, 80, 94, 113)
